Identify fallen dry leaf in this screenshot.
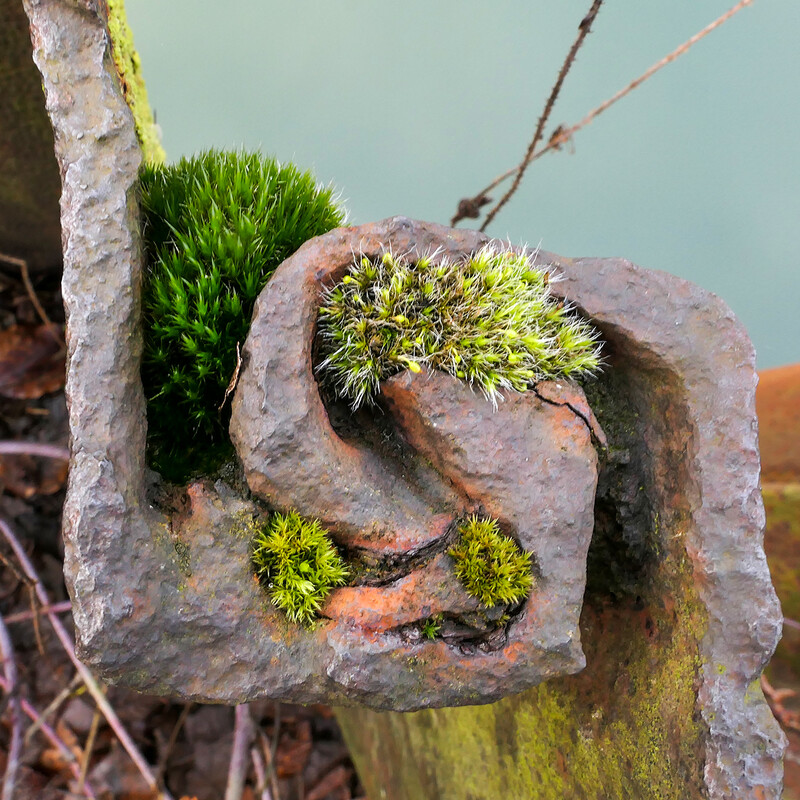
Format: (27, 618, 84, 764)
(0, 324, 64, 399)
(276, 719, 313, 778)
(306, 765, 352, 800)
(0, 451, 68, 498)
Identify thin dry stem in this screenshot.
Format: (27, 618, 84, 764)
(259, 728, 282, 800)
(480, 0, 603, 232)
(4, 600, 72, 625)
(0, 612, 23, 800)
(27, 584, 45, 656)
(0, 441, 70, 460)
(0, 517, 172, 800)
(0, 252, 59, 337)
(155, 702, 194, 788)
(456, 0, 758, 229)
(225, 704, 256, 800)
(24, 673, 82, 746)
(0, 675, 97, 799)
(78, 697, 104, 794)
(251, 745, 273, 800)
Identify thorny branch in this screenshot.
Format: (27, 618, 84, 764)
(453, 0, 759, 231)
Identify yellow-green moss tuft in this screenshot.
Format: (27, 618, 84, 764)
(105, 0, 165, 164)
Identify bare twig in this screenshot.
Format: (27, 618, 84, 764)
(0, 612, 23, 800)
(155, 701, 194, 788)
(27, 584, 46, 656)
(478, 0, 603, 232)
(4, 600, 73, 625)
(455, 0, 758, 230)
(0, 517, 172, 800)
(24, 673, 82, 745)
(784, 617, 800, 632)
(219, 342, 242, 412)
(225, 704, 256, 800)
(77, 703, 103, 794)
(251, 745, 273, 800)
(259, 729, 282, 800)
(0, 675, 97, 799)
(0, 441, 70, 460)
(0, 253, 55, 331)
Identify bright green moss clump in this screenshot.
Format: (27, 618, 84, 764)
(449, 516, 533, 607)
(140, 150, 344, 481)
(251, 510, 349, 627)
(317, 246, 602, 409)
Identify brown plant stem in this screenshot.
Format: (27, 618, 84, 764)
(24, 673, 82, 746)
(4, 601, 73, 625)
(0, 441, 70, 460)
(0, 253, 56, 333)
(77, 701, 103, 794)
(479, 0, 604, 232)
(225, 704, 256, 800)
(0, 517, 171, 800)
(155, 702, 194, 789)
(0, 675, 97, 799)
(0, 613, 23, 800)
(456, 0, 758, 230)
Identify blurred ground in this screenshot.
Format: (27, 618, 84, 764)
(0, 257, 364, 800)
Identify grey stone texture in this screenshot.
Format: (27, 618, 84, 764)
(24, 0, 786, 794)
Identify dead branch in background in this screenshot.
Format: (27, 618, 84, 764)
(477, 0, 604, 232)
(0, 517, 172, 800)
(453, 0, 758, 230)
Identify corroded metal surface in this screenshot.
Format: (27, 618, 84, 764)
(24, 0, 787, 792)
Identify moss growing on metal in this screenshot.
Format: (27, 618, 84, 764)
(105, 0, 165, 164)
(338, 586, 707, 800)
(139, 150, 345, 482)
(421, 614, 443, 640)
(317, 246, 602, 409)
(448, 516, 533, 607)
(251, 510, 349, 628)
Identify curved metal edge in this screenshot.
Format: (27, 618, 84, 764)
(556, 255, 787, 799)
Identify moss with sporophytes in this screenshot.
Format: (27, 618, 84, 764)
(140, 150, 345, 482)
(449, 516, 533, 607)
(251, 510, 349, 628)
(317, 246, 602, 409)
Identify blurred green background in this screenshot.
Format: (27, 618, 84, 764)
(126, 0, 799, 368)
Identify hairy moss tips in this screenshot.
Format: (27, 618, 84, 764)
(449, 516, 533, 607)
(139, 150, 345, 482)
(251, 510, 349, 628)
(317, 245, 602, 409)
